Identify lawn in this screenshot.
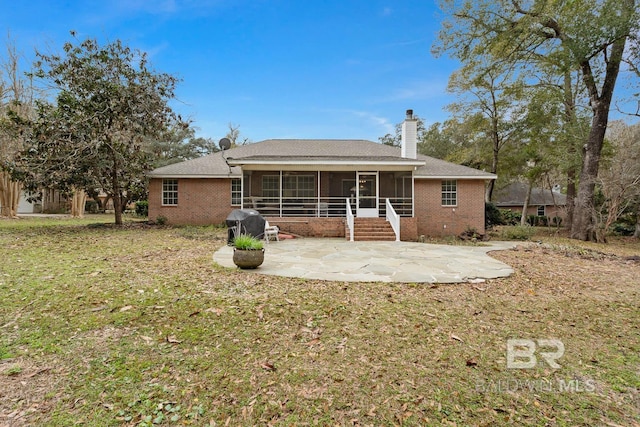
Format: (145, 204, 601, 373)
(0, 216, 638, 426)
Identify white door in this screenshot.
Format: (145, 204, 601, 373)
(356, 172, 378, 217)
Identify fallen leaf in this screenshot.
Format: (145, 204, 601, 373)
(466, 358, 478, 367)
(205, 307, 223, 316)
(188, 311, 200, 317)
(260, 362, 276, 371)
(450, 334, 464, 343)
(119, 305, 133, 312)
(166, 335, 181, 344)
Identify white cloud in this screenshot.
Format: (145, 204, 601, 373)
(349, 110, 395, 135)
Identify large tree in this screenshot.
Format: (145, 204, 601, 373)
(446, 60, 527, 202)
(0, 37, 36, 217)
(15, 35, 184, 225)
(435, 0, 639, 240)
(149, 125, 218, 168)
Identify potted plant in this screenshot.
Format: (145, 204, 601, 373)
(232, 234, 265, 269)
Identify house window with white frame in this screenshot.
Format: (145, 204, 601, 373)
(441, 180, 457, 206)
(262, 175, 280, 200)
(162, 179, 178, 206)
(537, 205, 545, 216)
(231, 178, 241, 206)
(283, 174, 315, 199)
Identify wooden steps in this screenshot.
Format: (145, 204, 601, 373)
(350, 218, 397, 241)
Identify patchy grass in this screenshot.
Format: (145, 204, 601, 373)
(0, 216, 638, 426)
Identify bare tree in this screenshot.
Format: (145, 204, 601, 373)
(0, 36, 36, 217)
(595, 121, 640, 241)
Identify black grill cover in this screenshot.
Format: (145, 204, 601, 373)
(225, 209, 265, 243)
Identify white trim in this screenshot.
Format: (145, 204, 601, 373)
(415, 175, 497, 180)
(228, 159, 424, 167)
(356, 171, 379, 218)
(150, 174, 241, 179)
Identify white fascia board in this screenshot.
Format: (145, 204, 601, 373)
(228, 159, 424, 166)
(147, 174, 240, 179)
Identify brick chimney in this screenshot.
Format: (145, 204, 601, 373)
(401, 109, 417, 159)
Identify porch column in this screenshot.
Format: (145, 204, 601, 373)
(317, 170, 320, 217)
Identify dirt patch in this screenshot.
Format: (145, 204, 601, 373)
(0, 356, 66, 426)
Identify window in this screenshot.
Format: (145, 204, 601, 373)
(441, 180, 457, 206)
(537, 205, 545, 216)
(283, 175, 315, 198)
(162, 179, 178, 205)
(231, 178, 242, 205)
(262, 175, 280, 199)
(262, 174, 316, 199)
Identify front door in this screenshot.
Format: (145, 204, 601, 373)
(356, 172, 378, 217)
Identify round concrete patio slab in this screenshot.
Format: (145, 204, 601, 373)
(213, 238, 516, 283)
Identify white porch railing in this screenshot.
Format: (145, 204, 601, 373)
(346, 198, 354, 242)
(386, 198, 400, 241)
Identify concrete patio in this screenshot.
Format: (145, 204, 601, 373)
(213, 238, 516, 283)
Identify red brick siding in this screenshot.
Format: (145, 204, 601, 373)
(148, 177, 487, 239)
(148, 178, 233, 225)
(399, 217, 418, 241)
(414, 179, 486, 237)
(265, 217, 345, 238)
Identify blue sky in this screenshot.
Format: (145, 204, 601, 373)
(2, 0, 458, 143)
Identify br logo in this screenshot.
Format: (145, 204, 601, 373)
(506, 339, 565, 369)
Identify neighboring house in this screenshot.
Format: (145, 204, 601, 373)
(147, 110, 496, 240)
(494, 182, 567, 222)
(3, 190, 67, 214)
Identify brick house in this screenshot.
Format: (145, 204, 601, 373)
(494, 182, 567, 224)
(148, 111, 496, 240)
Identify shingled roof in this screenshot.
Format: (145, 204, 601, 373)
(148, 139, 496, 179)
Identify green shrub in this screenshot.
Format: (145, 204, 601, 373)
(551, 216, 563, 227)
(500, 225, 535, 240)
(135, 200, 149, 217)
(155, 215, 167, 226)
(611, 220, 635, 236)
(85, 200, 99, 214)
(499, 209, 520, 225)
(485, 203, 502, 228)
(233, 234, 264, 250)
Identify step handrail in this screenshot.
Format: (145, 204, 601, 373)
(386, 198, 400, 241)
(346, 198, 354, 242)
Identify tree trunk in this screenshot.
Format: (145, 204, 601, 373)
(111, 150, 123, 225)
(570, 19, 629, 241)
(571, 109, 609, 241)
(0, 171, 20, 218)
(521, 182, 532, 226)
(485, 120, 500, 203)
(70, 188, 87, 218)
(563, 68, 577, 230)
(634, 205, 640, 238)
(565, 168, 576, 229)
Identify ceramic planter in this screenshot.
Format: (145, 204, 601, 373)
(233, 248, 265, 269)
